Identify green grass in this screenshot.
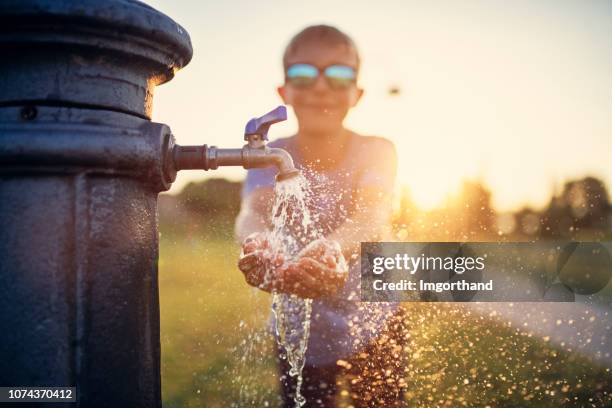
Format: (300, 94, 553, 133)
(159, 233, 280, 407)
(159, 233, 611, 407)
(400, 304, 611, 407)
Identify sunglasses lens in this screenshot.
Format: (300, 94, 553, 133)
(286, 64, 318, 87)
(324, 65, 356, 89)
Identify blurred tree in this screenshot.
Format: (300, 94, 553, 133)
(159, 178, 242, 239)
(391, 180, 497, 241)
(392, 186, 418, 240)
(451, 180, 496, 240)
(541, 176, 610, 239)
(515, 207, 542, 237)
(180, 178, 242, 220)
(565, 177, 610, 230)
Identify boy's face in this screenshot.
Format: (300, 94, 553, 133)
(278, 42, 363, 136)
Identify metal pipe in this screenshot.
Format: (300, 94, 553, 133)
(168, 106, 300, 182)
(171, 144, 299, 181)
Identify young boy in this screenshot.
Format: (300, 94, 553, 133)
(235, 25, 407, 407)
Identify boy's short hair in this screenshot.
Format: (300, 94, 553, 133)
(283, 25, 361, 70)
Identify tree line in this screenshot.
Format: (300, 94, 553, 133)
(159, 175, 611, 242)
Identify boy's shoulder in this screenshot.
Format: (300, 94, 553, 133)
(351, 133, 397, 157)
(267, 133, 394, 149)
(353, 133, 394, 146)
(266, 133, 396, 162)
(267, 135, 295, 149)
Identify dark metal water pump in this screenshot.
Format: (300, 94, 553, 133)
(0, 1, 296, 406)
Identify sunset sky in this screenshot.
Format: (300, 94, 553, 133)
(148, 0, 612, 211)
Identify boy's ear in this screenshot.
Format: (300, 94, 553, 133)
(277, 85, 290, 105)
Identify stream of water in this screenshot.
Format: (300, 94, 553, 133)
(266, 175, 319, 407)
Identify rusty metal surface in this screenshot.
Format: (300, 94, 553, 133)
(0, 0, 193, 118)
(0, 1, 192, 406)
(0, 107, 174, 192)
(0, 106, 172, 407)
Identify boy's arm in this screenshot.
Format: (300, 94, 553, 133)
(235, 164, 277, 244)
(234, 187, 274, 244)
(326, 138, 397, 261)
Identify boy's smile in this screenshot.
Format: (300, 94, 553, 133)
(278, 42, 363, 137)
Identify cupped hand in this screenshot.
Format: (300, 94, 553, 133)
(238, 235, 348, 299)
(277, 238, 349, 298)
(238, 232, 284, 291)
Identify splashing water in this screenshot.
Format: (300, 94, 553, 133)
(266, 175, 320, 407)
(272, 295, 311, 407)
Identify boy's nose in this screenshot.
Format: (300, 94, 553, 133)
(312, 74, 330, 92)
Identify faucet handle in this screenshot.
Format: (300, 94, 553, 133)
(244, 105, 287, 141)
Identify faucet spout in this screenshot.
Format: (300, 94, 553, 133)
(243, 146, 300, 181)
(164, 106, 300, 183)
(169, 144, 300, 182)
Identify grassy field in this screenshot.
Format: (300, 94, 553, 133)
(159, 230, 280, 407)
(159, 232, 611, 407)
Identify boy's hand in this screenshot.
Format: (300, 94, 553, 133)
(277, 238, 348, 298)
(238, 232, 284, 292)
(238, 235, 348, 298)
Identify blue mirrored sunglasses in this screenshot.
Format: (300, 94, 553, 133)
(285, 63, 357, 90)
